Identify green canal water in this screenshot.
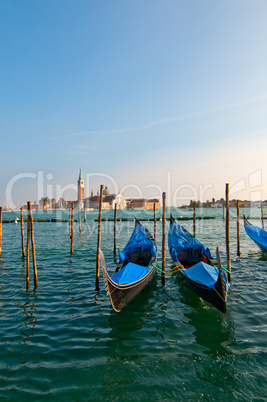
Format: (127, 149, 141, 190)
(0, 208, 266, 401)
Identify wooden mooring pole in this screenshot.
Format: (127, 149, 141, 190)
(225, 184, 231, 282)
(113, 203, 117, 255)
(193, 201, 196, 237)
(69, 207, 71, 237)
(96, 185, 104, 291)
(162, 192, 166, 286)
(70, 204, 74, 255)
(0, 207, 2, 259)
(27, 201, 38, 289)
(26, 207, 30, 290)
(21, 207, 25, 259)
(237, 200, 240, 256)
(154, 202, 157, 241)
(79, 203, 81, 234)
(84, 202, 87, 222)
(261, 200, 264, 230)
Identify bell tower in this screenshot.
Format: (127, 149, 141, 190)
(77, 169, 84, 204)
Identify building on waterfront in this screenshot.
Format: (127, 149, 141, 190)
(144, 199, 161, 210)
(84, 196, 110, 210)
(21, 201, 39, 211)
(126, 198, 160, 210)
(83, 185, 160, 210)
(104, 193, 127, 209)
(182, 198, 267, 209)
(51, 198, 56, 210)
(2, 202, 11, 211)
(126, 198, 145, 209)
(103, 186, 111, 196)
(213, 200, 224, 208)
(83, 189, 127, 210)
(38, 197, 50, 210)
(20, 171, 162, 211)
(58, 197, 67, 209)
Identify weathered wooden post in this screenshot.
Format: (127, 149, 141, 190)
(28, 202, 37, 288)
(26, 208, 30, 290)
(237, 200, 240, 256)
(154, 202, 157, 241)
(69, 207, 71, 237)
(21, 207, 25, 259)
(225, 184, 231, 282)
(261, 200, 264, 230)
(84, 202, 87, 222)
(193, 201, 196, 237)
(70, 203, 74, 255)
(162, 192, 166, 286)
(0, 207, 2, 259)
(113, 203, 117, 255)
(79, 203, 81, 234)
(96, 184, 104, 291)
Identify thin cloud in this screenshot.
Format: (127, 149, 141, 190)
(36, 93, 267, 142)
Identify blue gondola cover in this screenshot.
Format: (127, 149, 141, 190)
(112, 262, 150, 285)
(168, 221, 212, 259)
(183, 262, 230, 290)
(244, 222, 267, 251)
(119, 224, 157, 263)
(183, 262, 218, 288)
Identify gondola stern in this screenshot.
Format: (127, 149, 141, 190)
(243, 214, 251, 228)
(170, 213, 175, 224)
(135, 216, 142, 227)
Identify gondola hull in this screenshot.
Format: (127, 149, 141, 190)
(179, 269, 227, 313)
(168, 215, 229, 313)
(100, 217, 157, 312)
(100, 250, 156, 312)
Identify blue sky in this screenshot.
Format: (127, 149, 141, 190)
(1, 0, 267, 207)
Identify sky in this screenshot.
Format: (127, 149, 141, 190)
(1, 0, 267, 207)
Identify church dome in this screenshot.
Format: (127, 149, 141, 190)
(103, 186, 110, 195)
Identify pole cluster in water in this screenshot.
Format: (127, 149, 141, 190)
(1, 183, 266, 295)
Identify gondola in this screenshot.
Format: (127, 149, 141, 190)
(168, 214, 230, 313)
(243, 215, 267, 253)
(100, 217, 157, 312)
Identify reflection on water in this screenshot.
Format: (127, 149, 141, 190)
(107, 280, 157, 344)
(259, 252, 267, 261)
(18, 296, 38, 343)
(176, 277, 235, 355)
(185, 305, 235, 355)
(1, 292, 39, 373)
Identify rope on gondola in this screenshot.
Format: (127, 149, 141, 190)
(214, 263, 232, 275)
(213, 286, 225, 301)
(151, 261, 185, 276)
(164, 265, 185, 275)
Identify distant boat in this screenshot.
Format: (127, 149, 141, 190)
(168, 214, 230, 313)
(100, 217, 157, 312)
(243, 215, 267, 253)
(14, 218, 19, 224)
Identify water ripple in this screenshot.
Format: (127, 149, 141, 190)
(0, 210, 266, 400)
